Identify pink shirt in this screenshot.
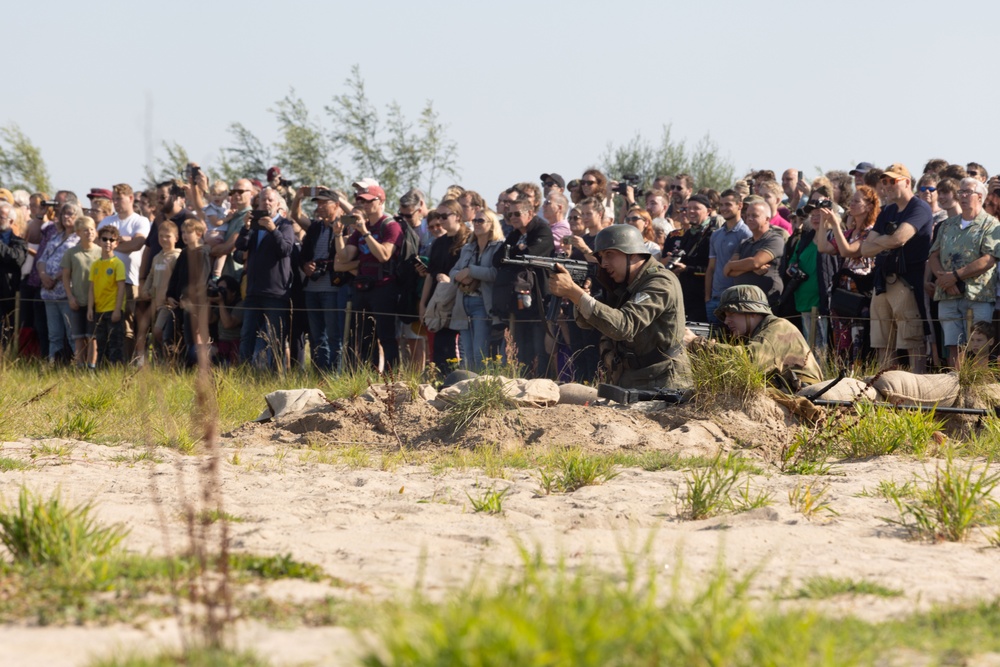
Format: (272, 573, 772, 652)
(769, 213, 793, 235)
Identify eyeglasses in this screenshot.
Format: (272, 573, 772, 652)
(880, 176, 899, 185)
(472, 217, 488, 224)
(580, 180, 597, 186)
(625, 216, 643, 223)
(918, 186, 937, 193)
(99, 237, 116, 244)
(957, 189, 978, 197)
(669, 185, 684, 191)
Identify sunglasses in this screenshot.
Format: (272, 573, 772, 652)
(969, 170, 980, 177)
(428, 212, 452, 221)
(918, 186, 937, 193)
(472, 217, 488, 224)
(568, 215, 581, 221)
(625, 216, 643, 223)
(229, 189, 248, 195)
(507, 211, 525, 218)
(880, 176, 899, 185)
(580, 180, 597, 186)
(99, 237, 117, 243)
(669, 185, 684, 191)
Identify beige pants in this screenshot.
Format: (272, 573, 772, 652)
(870, 280, 923, 350)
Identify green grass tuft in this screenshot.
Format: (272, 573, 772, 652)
(467, 485, 511, 514)
(793, 576, 903, 599)
(537, 449, 619, 494)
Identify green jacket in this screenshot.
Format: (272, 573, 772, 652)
(575, 255, 691, 389)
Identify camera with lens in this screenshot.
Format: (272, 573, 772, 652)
(664, 249, 686, 271)
(786, 264, 809, 282)
(799, 199, 833, 216)
(279, 178, 293, 188)
(206, 280, 222, 298)
(614, 174, 643, 198)
(310, 259, 333, 281)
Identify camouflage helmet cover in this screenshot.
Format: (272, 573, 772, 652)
(714, 284, 773, 320)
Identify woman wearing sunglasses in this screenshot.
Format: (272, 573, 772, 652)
(449, 208, 504, 371)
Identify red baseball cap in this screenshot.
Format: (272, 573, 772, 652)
(355, 185, 386, 202)
(87, 188, 113, 201)
(267, 166, 281, 180)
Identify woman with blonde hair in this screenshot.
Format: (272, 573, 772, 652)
(450, 208, 503, 370)
(624, 206, 662, 259)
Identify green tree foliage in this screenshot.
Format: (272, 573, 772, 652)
(271, 89, 341, 188)
(602, 124, 735, 193)
(143, 141, 191, 187)
(216, 123, 271, 185)
(0, 124, 52, 193)
(327, 64, 459, 203)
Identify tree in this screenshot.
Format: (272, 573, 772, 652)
(601, 124, 735, 193)
(0, 123, 52, 193)
(217, 122, 271, 184)
(143, 141, 191, 187)
(327, 65, 460, 204)
(271, 89, 341, 188)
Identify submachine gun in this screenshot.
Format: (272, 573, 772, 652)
(499, 246, 599, 320)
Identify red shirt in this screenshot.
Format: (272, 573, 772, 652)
(347, 216, 403, 284)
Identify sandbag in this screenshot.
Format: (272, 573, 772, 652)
(436, 375, 560, 408)
(796, 377, 879, 402)
(256, 388, 329, 421)
(558, 383, 599, 405)
(871, 371, 959, 407)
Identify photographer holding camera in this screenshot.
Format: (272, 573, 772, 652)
(300, 187, 355, 371)
(860, 163, 933, 372)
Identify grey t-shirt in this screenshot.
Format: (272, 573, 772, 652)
(731, 228, 785, 306)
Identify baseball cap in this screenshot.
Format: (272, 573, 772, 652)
(0, 188, 13, 204)
(849, 162, 876, 176)
(251, 179, 264, 190)
(687, 194, 712, 209)
(267, 166, 281, 180)
(882, 163, 912, 181)
(87, 188, 113, 201)
(351, 178, 380, 192)
(354, 184, 386, 202)
(540, 173, 566, 189)
(311, 188, 353, 211)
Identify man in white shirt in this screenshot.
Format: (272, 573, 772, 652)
(98, 183, 150, 357)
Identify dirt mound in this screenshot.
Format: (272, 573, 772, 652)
(223, 387, 799, 463)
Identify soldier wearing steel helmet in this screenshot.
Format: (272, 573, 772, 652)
(549, 224, 691, 389)
(688, 284, 823, 389)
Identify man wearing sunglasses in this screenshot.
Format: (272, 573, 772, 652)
(927, 178, 1000, 365)
(667, 174, 694, 218)
(860, 163, 933, 372)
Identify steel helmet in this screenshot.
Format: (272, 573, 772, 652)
(714, 285, 773, 320)
(593, 224, 651, 257)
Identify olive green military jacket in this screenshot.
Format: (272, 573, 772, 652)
(574, 256, 692, 389)
(736, 314, 823, 387)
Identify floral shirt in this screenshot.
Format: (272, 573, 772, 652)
(929, 210, 1000, 302)
(38, 229, 78, 300)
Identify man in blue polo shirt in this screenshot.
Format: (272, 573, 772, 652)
(705, 189, 751, 329)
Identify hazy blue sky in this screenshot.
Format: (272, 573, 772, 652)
(7, 0, 999, 201)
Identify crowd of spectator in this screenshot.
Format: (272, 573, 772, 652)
(1, 156, 999, 381)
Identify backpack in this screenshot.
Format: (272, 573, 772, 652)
(394, 221, 421, 280)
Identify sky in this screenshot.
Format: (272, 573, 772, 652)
(6, 0, 1000, 202)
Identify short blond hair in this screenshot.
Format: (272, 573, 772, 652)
(181, 217, 207, 236)
(74, 216, 96, 233)
(209, 180, 229, 196)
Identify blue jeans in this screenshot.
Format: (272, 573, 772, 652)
(705, 297, 722, 329)
(239, 295, 290, 368)
(460, 295, 490, 371)
(44, 299, 73, 360)
(304, 288, 343, 371)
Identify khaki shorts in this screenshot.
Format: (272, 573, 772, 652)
(870, 280, 923, 350)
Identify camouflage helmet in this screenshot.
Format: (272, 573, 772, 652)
(593, 224, 651, 257)
(714, 285, 773, 320)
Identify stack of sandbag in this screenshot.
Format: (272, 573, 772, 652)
(870, 370, 960, 407)
(796, 377, 880, 402)
(434, 376, 560, 409)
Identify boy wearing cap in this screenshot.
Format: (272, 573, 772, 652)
(860, 163, 933, 372)
(88, 225, 127, 365)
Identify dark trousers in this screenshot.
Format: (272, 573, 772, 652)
(238, 295, 290, 367)
(351, 282, 400, 370)
(513, 318, 547, 378)
(93, 313, 125, 365)
(432, 327, 460, 373)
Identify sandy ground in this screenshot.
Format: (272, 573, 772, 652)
(3, 396, 1000, 665)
